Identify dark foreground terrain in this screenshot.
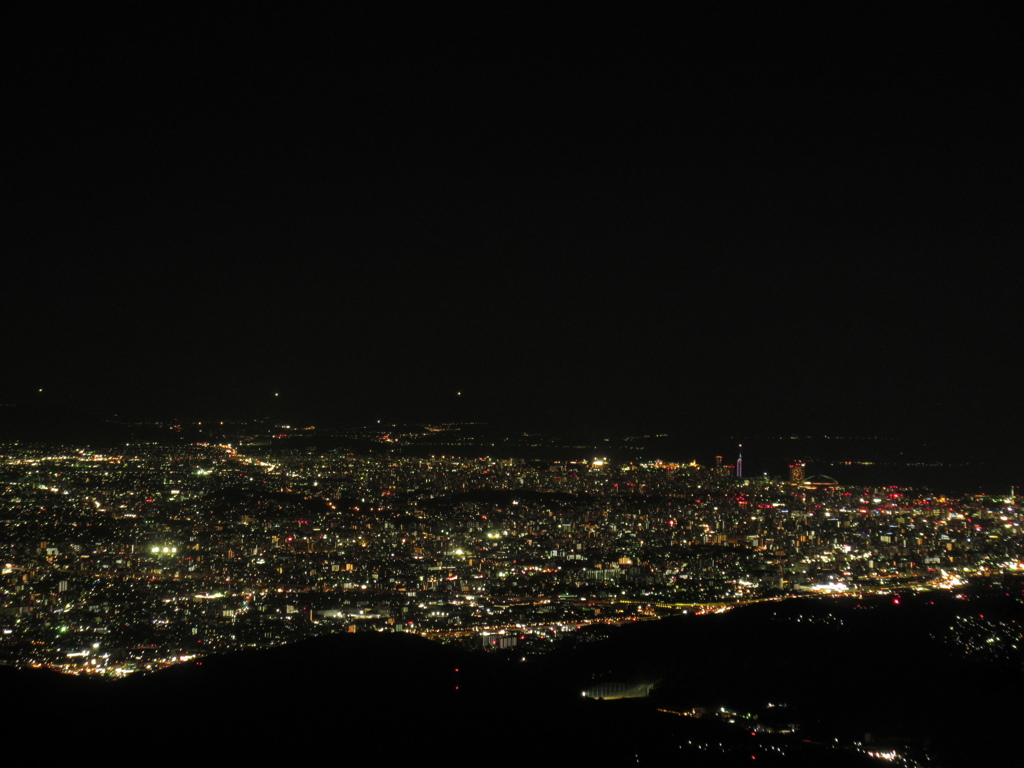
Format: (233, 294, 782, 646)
(3, 591, 1020, 767)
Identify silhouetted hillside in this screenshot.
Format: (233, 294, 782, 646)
(4, 594, 1019, 765)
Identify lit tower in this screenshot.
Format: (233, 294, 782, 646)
(789, 462, 806, 485)
(736, 445, 743, 478)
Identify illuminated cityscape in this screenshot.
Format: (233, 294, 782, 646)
(2, 422, 1020, 764)
(6, 5, 1021, 765)
(2, 423, 1019, 678)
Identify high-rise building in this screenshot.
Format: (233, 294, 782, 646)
(714, 455, 731, 478)
(789, 462, 806, 485)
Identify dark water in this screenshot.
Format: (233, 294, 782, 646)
(649, 434, 1019, 495)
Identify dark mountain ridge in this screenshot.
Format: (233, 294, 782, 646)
(4, 593, 1019, 766)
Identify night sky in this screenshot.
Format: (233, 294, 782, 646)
(6, 7, 1021, 455)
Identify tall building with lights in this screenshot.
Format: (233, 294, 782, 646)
(789, 462, 806, 485)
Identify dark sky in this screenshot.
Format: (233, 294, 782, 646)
(6, 7, 1022, 450)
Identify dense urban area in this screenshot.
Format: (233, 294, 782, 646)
(4, 423, 1019, 765)
(0, 421, 1015, 671)
(1, 422, 1020, 681)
